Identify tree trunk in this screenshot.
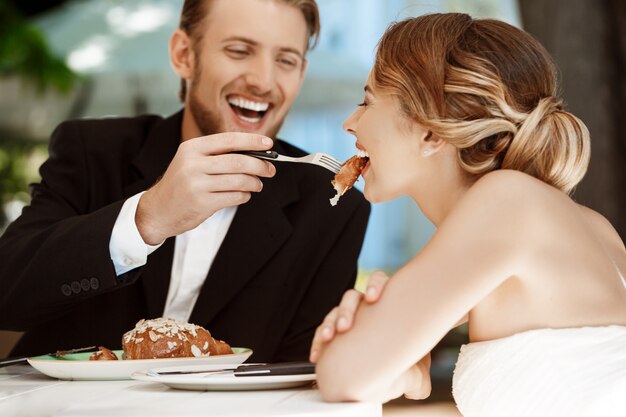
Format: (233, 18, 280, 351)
(518, 0, 626, 240)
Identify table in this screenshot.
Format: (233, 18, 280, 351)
(0, 365, 381, 417)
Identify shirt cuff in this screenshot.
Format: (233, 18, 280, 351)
(109, 192, 164, 276)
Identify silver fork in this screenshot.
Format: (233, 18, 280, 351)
(238, 150, 342, 174)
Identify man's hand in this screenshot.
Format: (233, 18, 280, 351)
(309, 271, 390, 362)
(136, 132, 276, 245)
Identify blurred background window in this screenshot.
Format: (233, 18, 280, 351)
(2, 0, 625, 311)
(0, 0, 521, 273)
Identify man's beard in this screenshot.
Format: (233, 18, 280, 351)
(188, 78, 285, 139)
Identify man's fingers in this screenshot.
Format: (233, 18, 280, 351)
(198, 191, 253, 210)
(191, 132, 273, 155)
(202, 154, 276, 177)
(203, 174, 265, 193)
(364, 270, 390, 302)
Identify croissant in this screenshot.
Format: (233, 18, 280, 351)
(122, 318, 232, 359)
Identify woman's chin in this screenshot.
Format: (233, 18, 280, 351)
(364, 187, 389, 204)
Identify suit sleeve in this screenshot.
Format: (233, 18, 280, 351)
(273, 198, 371, 362)
(0, 121, 139, 330)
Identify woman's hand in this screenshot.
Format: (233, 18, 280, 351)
(310, 271, 390, 362)
(402, 353, 432, 400)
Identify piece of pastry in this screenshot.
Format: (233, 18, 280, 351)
(89, 346, 118, 360)
(122, 317, 233, 360)
(330, 154, 369, 206)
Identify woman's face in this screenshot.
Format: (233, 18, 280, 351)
(343, 73, 430, 203)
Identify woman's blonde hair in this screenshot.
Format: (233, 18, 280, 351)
(373, 13, 590, 194)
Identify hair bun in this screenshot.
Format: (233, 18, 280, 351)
(503, 97, 590, 194)
(515, 96, 563, 139)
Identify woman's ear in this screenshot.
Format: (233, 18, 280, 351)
(169, 29, 195, 79)
(420, 131, 446, 157)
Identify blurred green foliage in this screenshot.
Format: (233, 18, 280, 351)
(0, 0, 76, 228)
(0, 1, 78, 93)
(0, 132, 47, 227)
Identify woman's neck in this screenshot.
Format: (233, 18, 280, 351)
(412, 165, 473, 227)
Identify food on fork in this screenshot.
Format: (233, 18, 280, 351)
(330, 152, 369, 206)
(122, 318, 233, 360)
(89, 346, 118, 360)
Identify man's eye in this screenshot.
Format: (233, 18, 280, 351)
(357, 101, 367, 107)
(226, 48, 249, 57)
(277, 57, 298, 68)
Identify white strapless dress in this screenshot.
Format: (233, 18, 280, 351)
(452, 326, 626, 417)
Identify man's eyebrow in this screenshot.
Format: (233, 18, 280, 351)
(223, 36, 304, 60)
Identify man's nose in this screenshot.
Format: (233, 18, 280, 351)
(244, 56, 275, 95)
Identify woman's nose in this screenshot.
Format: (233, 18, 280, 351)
(342, 110, 358, 136)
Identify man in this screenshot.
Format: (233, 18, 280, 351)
(0, 0, 370, 362)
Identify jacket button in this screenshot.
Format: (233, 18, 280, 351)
(61, 284, 72, 297)
(71, 281, 81, 294)
(80, 278, 91, 292)
(90, 277, 100, 290)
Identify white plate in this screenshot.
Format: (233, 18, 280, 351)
(131, 364, 316, 391)
(27, 348, 252, 381)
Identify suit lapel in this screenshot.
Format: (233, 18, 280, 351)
(189, 156, 300, 325)
(140, 237, 176, 318)
(123, 112, 183, 319)
(123, 111, 183, 197)
(119, 113, 301, 323)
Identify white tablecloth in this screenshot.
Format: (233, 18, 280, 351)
(0, 365, 381, 417)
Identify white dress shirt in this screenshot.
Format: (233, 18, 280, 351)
(109, 192, 237, 322)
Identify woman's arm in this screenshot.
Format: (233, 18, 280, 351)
(316, 171, 532, 402)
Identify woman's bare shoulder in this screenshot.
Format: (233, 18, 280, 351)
(432, 171, 543, 265)
(576, 204, 626, 251)
(441, 170, 567, 251)
(471, 169, 551, 195)
(460, 170, 624, 250)
(455, 170, 549, 218)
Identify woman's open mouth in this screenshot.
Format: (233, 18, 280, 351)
(357, 148, 370, 175)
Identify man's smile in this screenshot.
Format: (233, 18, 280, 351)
(227, 95, 272, 124)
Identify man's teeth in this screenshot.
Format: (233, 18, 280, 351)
(228, 97, 269, 112)
(357, 149, 369, 158)
(239, 114, 262, 123)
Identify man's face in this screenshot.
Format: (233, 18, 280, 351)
(187, 0, 308, 138)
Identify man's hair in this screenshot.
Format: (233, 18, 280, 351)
(177, 0, 320, 101)
(373, 13, 590, 194)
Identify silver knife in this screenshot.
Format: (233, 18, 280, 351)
(0, 346, 97, 367)
(149, 361, 316, 377)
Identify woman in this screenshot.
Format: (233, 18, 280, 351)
(311, 13, 626, 416)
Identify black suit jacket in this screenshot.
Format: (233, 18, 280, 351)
(0, 111, 370, 361)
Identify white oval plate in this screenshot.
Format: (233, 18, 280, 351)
(27, 348, 252, 381)
(131, 364, 316, 391)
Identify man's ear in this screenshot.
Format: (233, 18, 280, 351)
(169, 29, 195, 79)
